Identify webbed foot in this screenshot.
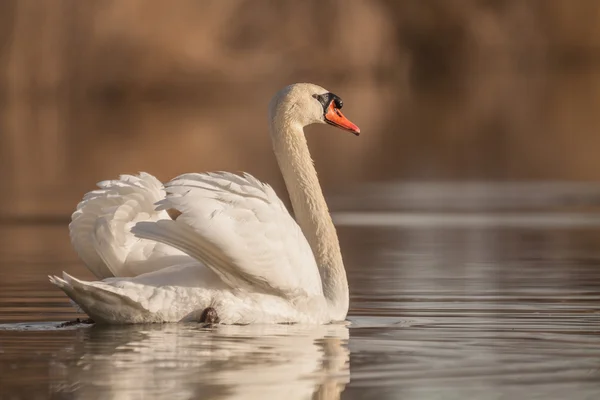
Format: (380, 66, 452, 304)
(199, 307, 220, 325)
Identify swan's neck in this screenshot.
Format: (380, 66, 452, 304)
(270, 118, 349, 320)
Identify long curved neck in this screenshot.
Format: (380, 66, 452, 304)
(270, 117, 349, 320)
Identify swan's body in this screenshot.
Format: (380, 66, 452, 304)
(51, 83, 360, 324)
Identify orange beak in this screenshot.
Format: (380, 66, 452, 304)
(324, 102, 361, 136)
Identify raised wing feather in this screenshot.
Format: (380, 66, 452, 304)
(131, 172, 323, 299)
(70, 172, 193, 279)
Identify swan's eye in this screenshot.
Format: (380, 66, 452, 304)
(313, 92, 344, 114)
(312, 93, 326, 108)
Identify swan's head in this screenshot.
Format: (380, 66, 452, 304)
(269, 83, 361, 136)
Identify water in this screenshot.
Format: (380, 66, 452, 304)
(1, 204, 600, 399)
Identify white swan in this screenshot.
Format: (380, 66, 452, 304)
(50, 83, 361, 324)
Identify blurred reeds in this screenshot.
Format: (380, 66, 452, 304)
(2, 0, 600, 217)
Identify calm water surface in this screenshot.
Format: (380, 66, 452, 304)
(1, 209, 600, 399)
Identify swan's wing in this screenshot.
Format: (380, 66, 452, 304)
(70, 172, 194, 279)
(131, 172, 323, 299)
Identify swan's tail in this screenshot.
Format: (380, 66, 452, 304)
(69, 172, 187, 279)
(49, 273, 155, 324)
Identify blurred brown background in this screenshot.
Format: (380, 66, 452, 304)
(2, 0, 600, 218)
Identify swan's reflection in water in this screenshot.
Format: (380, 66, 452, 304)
(50, 323, 350, 399)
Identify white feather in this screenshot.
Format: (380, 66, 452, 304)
(69, 172, 194, 278)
